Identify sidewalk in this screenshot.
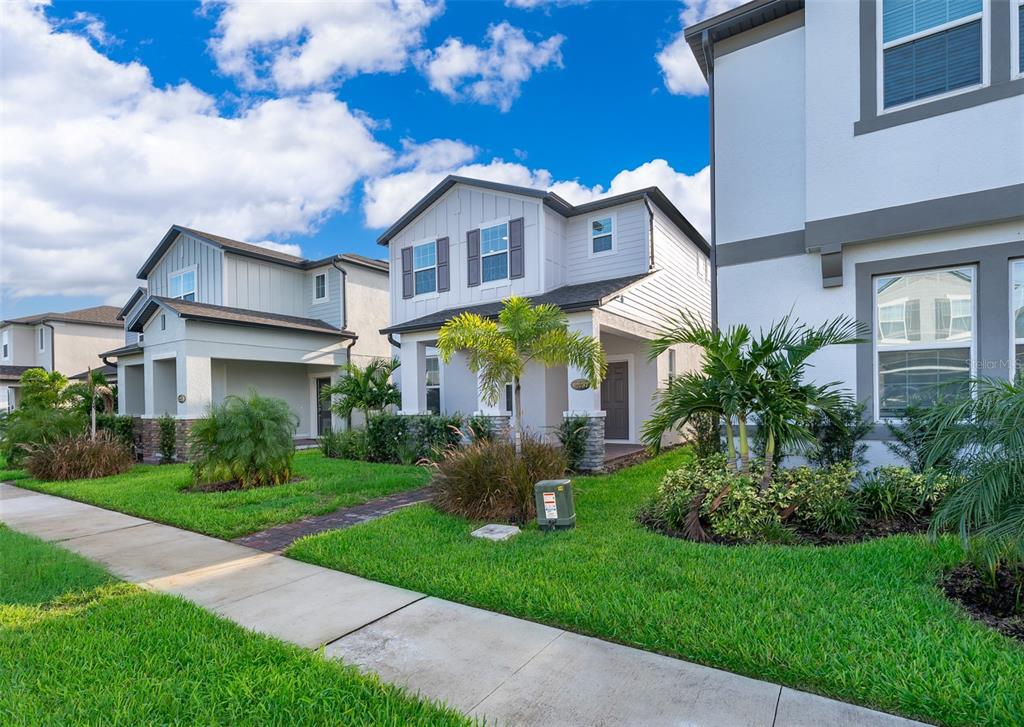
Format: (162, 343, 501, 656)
(1, 483, 925, 727)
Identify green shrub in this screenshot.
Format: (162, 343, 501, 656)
(555, 415, 589, 472)
(689, 411, 721, 458)
(808, 496, 863, 535)
(1, 406, 85, 466)
(318, 428, 367, 460)
(24, 432, 133, 481)
(807, 399, 871, 469)
(157, 415, 177, 464)
(97, 414, 135, 453)
(884, 406, 954, 473)
(189, 392, 297, 488)
(432, 436, 567, 524)
(366, 413, 462, 464)
(781, 462, 858, 532)
(856, 466, 958, 522)
(466, 415, 494, 442)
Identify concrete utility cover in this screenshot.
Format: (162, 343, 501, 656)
(471, 524, 521, 541)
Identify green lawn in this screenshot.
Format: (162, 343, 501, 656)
(7, 451, 428, 539)
(0, 526, 468, 726)
(288, 449, 1024, 727)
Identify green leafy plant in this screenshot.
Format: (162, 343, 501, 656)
(1, 406, 85, 466)
(432, 436, 567, 524)
(924, 377, 1024, 572)
(156, 415, 177, 464)
(318, 428, 367, 460)
(689, 411, 722, 458)
(365, 413, 462, 464)
(466, 415, 494, 442)
(320, 358, 400, 426)
(885, 405, 947, 473)
(807, 399, 872, 469)
(188, 391, 298, 488)
(97, 414, 135, 453)
(644, 312, 863, 488)
(24, 431, 133, 481)
(556, 415, 589, 472)
(437, 296, 605, 452)
(66, 368, 115, 440)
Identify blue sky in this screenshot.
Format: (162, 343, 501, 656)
(1, 0, 723, 319)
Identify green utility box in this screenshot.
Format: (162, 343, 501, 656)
(534, 479, 575, 531)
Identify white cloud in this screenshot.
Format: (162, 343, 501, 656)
(504, 0, 589, 8)
(418, 22, 564, 112)
(0, 1, 392, 302)
(207, 0, 443, 91)
(657, 0, 746, 96)
(362, 142, 709, 239)
(58, 10, 118, 46)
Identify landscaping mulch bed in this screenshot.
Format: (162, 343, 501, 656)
(941, 563, 1024, 641)
(186, 476, 304, 493)
(641, 517, 930, 548)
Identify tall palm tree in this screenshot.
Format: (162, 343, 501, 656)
(321, 358, 401, 426)
(437, 296, 606, 451)
(63, 369, 115, 440)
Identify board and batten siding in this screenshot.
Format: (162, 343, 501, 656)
(146, 233, 223, 305)
(223, 253, 305, 317)
(543, 207, 567, 290)
(563, 201, 649, 286)
(601, 204, 711, 328)
(389, 185, 545, 326)
(305, 266, 343, 330)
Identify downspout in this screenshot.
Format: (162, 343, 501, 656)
(702, 29, 719, 333)
(341, 335, 356, 430)
(642, 196, 656, 270)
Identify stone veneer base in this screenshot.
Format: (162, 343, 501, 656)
(139, 417, 198, 464)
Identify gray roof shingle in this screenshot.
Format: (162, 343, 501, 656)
(128, 296, 354, 337)
(381, 272, 653, 335)
(2, 305, 122, 328)
(0, 365, 40, 380)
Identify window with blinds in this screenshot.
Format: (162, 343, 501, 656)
(881, 0, 984, 109)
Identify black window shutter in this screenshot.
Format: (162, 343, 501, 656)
(467, 229, 481, 287)
(401, 247, 414, 299)
(508, 217, 525, 279)
(436, 237, 450, 292)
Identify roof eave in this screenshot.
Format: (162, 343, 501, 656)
(683, 0, 804, 79)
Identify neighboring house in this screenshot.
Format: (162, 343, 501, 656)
(378, 176, 711, 469)
(0, 306, 123, 412)
(103, 225, 390, 460)
(685, 0, 1024, 464)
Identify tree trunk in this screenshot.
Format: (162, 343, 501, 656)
(513, 376, 523, 455)
(737, 416, 750, 474)
(90, 398, 97, 441)
(724, 416, 737, 473)
(759, 429, 775, 491)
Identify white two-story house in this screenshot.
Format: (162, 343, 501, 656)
(0, 306, 124, 411)
(104, 225, 390, 460)
(686, 0, 1024, 464)
(379, 176, 711, 469)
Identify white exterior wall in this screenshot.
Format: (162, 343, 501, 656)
(342, 264, 392, 365)
(147, 233, 224, 304)
(563, 201, 650, 285)
(223, 253, 305, 316)
(51, 322, 123, 375)
(0, 325, 36, 368)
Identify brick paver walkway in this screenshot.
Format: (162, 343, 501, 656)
(232, 486, 433, 552)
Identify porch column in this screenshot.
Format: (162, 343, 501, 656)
(563, 311, 605, 471)
(399, 337, 427, 414)
(178, 352, 212, 420)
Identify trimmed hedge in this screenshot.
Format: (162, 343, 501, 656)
(366, 414, 463, 464)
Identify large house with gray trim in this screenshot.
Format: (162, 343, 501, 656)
(378, 176, 711, 469)
(104, 225, 390, 460)
(686, 0, 1023, 464)
(0, 306, 124, 412)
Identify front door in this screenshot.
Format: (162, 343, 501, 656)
(315, 377, 332, 436)
(601, 361, 629, 440)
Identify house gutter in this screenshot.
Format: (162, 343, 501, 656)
(642, 196, 656, 270)
(702, 29, 719, 333)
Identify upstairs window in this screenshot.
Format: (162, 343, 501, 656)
(481, 222, 509, 283)
(874, 266, 975, 418)
(591, 215, 614, 255)
(314, 272, 328, 302)
(414, 241, 437, 296)
(38, 327, 44, 351)
(169, 268, 196, 301)
(1, 330, 8, 359)
(881, 0, 985, 109)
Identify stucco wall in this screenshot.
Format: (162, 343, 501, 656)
(52, 322, 123, 375)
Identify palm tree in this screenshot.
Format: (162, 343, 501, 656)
(925, 377, 1024, 572)
(66, 368, 115, 440)
(321, 357, 401, 426)
(644, 312, 862, 487)
(437, 296, 606, 451)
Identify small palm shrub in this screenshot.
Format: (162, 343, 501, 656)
(157, 415, 177, 463)
(25, 431, 133, 481)
(556, 415, 589, 472)
(432, 436, 567, 524)
(319, 429, 367, 460)
(189, 392, 297, 488)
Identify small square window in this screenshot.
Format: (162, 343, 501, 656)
(314, 273, 327, 301)
(591, 216, 614, 254)
(170, 268, 196, 301)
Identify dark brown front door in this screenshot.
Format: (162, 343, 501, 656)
(315, 377, 332, 436)
(601, 361, 629, 440)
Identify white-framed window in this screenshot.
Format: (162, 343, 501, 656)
(169, 267, 197, 301)
(480, 222, 509, 283)
(1013, 0, 1024, 78)
(1, 330, 8, 360)
(425, 354, 440, 414)
(874, 265, 975, 419)
(590, 214, 615, 256)
(1012, 259, 1024, 378)
(160, 314, 167, 331)
(38, 327, 45, 352)
(878, 0, 987, 111)
(413, 241, 437, 296)
(313, 272, 328, 302)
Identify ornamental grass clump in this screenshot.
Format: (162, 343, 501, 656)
(189, 392, 297, 489)
(432, 436, 567, 524)
(25, 431, 133, 481)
